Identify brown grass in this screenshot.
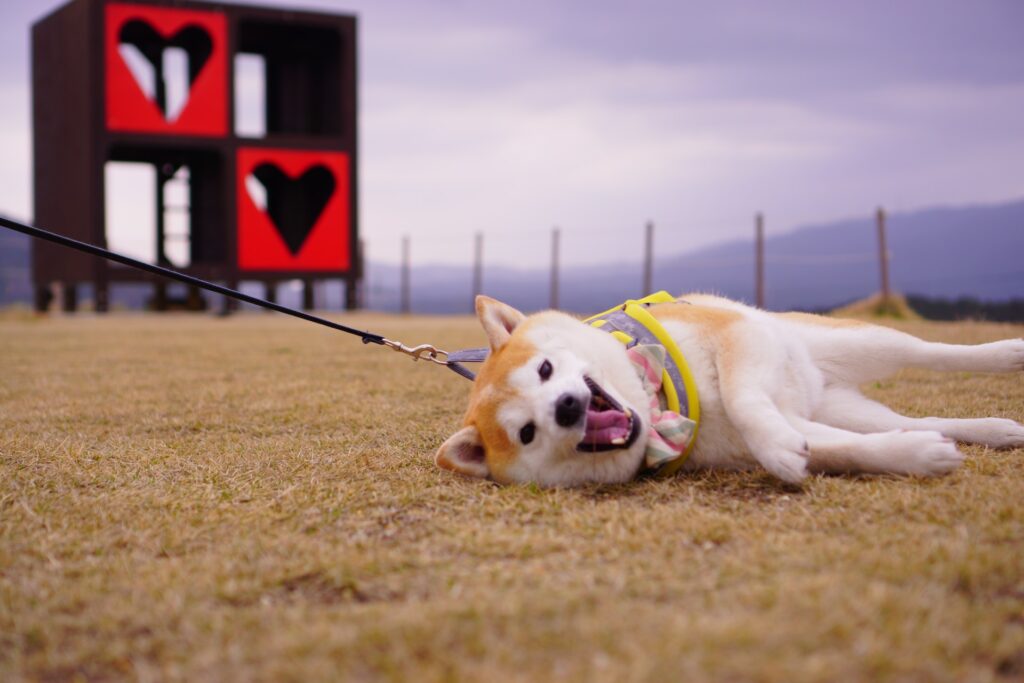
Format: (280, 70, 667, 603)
(1, 311, 1023, 682)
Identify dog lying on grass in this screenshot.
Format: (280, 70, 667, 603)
(436, 293, 1024, 486)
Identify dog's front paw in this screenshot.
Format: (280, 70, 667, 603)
(757, 435, 810, 483)
(896, 430, 965, 476)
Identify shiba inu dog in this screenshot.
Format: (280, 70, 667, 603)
(435, 293, 1024, 487)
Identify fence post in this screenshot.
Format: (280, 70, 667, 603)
(550, 227, 560, 310)
(472, 232, 483, 312)
(876, 207, 890, 305)
(643, 220, 654, 295)
(755, 212, 765, 309)
(401, 235, 411, 314)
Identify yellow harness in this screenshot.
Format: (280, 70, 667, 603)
(584, 291, 701, 475)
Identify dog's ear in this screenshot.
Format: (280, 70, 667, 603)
(435, 425, 489, 478)
(476, 295, 525, 352)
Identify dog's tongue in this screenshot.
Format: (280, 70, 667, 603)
(582, 408, 631, 445)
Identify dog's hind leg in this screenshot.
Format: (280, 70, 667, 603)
(813, 386, 1024, 449)
(792, 322, 1024, 385)
(787, 417, 964, 476)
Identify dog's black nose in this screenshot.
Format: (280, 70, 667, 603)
(555, 393, 585, 427)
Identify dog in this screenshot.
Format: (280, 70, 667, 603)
(435, 293, 1024, 487)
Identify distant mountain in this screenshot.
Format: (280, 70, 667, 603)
(3, 199, 1023, 312)
(660, 200, 1024, 311)
(366, 199, 1024, 313)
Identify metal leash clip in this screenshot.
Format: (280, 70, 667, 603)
(381, 338, 450, 366)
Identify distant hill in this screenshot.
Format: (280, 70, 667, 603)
(3, 199, 1023, 312)
(661, 200, 1024, 312)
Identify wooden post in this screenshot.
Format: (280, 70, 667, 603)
(94, 272, 109, 313)
(550, 227, 560, 310)
(401, 235, 411, 314)
(62, 283, 78, 313)
(153, 281, 168, 311)
(876, 207, 890, 305)
(755, 212, 765, 309)
(153, 165, 169, 311)
(221, 278, 239, 315)
(642, 220, 654, 295)
(350, 238, 366, 310)
(302, 279, 315, 311)
(472, 232, 483, 311)
(344, 275, 359, 311)
(186, 285, 203, 311)
(34, 283, 53, 314)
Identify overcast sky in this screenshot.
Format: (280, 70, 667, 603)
(1, 0, 1022, 266)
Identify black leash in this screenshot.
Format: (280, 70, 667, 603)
(0, 214, 483, 379)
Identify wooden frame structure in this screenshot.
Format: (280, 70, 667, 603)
(32, 0, 360, 311)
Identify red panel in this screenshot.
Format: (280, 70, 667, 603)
(237, 147, 351, 273)
(105, 3, 227, 136)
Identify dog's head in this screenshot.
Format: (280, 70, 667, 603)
(435, 296, 651, 486)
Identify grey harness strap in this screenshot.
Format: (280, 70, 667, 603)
(446, 347, 489, 380)
(586, 308, 692, 418)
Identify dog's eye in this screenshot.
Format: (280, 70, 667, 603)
(519, 422, 536, 445)
(538, 360, 553, 382)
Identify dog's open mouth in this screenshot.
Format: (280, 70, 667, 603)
(577, 376, 642, 452)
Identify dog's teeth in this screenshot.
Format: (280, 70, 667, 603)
(623, 408, 631, 419)
(611, 437, 626, 445)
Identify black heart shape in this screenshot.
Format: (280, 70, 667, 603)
(119, 20, 213, 120)
(251, 164, 337, 256)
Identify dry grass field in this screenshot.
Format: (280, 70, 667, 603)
(1, 309, 1023, 682)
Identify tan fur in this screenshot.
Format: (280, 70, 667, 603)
(648, 301, 743, 333)
(463, 333, 538, 479)
(777, 311, 868, 329)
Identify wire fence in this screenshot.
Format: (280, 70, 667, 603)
(357, 209, 893, 315)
